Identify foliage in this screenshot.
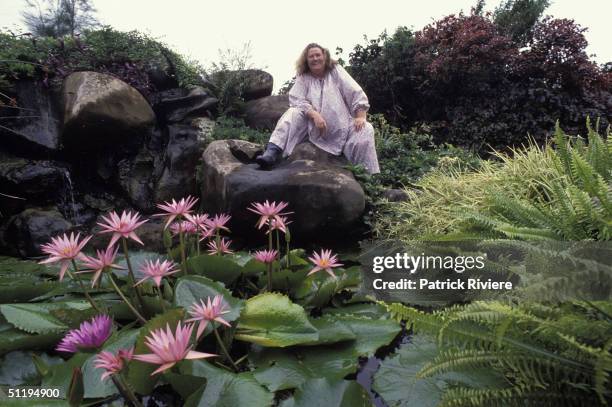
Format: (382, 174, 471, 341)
(347, 27, 416, 125)
(0, 27, 207, 95)
(21, 0, 100, 38)
(381, 300, 612, 406)
(207, 42, 256, 115)
(207, 115, 270, 146)
(347, 13, 611, 152)
(376, 121, 611, 242)
(0, 200, 402, 404)
(493, 0, 551, 44)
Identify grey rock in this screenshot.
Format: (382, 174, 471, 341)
(0, 80, 62, 152)
(200, 140, 365, 243)
(151, 87, 217, 123)
(382, 188, 409, 202)
(62, 71, 155, 150)
(154, 124, 202, 203)
(244, 95, 289, 130)
(4, 207, 72, 257)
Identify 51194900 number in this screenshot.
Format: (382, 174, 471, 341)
(6, 387, 61, 398)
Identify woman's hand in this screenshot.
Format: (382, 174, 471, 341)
(354, 117, 366, 131)
(309, 110, 327, 135)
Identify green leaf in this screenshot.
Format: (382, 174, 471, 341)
(235, 293, 318, 347)
(0, 324, 62, 355)
(339, 315, 401, 356)
(82, 329, 140, 398)
(280, 378, 371, 407)
(0, 304, 68, 334)
(165, 372, 206, 400)
(302, 315, 356, 346)
(173, 275, 243, 338)
(186, 254, 243, 284)
(371, 335, 505, 407)
(41, 353, 90, 399)
(250, 315, 400, 391)
(0, 302, 93, 334)
(181, 360, 273, 407)
(126, 308, 184, 395)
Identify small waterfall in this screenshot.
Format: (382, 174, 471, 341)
(60, 168, 79, 226)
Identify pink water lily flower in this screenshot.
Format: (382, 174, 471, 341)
(308, 249, 343, 279)
(39, 232, 92, 281)
(94, 347, 134, 380)
(204, 213, 231, 233)
(248, 200, 292, 230)
(78, 245, 124, 287)
(253, 249, 278, 264)
(169, 220, 198, 236)
(198, 226, 215, 242)
(56, 314, 113, 353)
(186, 295, 231, 339)
(154, 196, 199, 229)
(265, 216, 291, 235)
(134, 259, 180, 288)
(97, 210, 148, 248)
(133, 322, 216, 375)
(207, 238, 233, 255)
(188, 214, 210, 231)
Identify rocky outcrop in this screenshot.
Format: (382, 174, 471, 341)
(0, 80, 62, 153)
(62, 71, 155, 150)
(244, 95, 289, 130)
(154, 124, 202, 203)
(200, 140, 365, 243)
(4, 208, 72, 257)
(151, 87, 217, 123)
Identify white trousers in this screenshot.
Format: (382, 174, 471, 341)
(269, 108, 380, 174)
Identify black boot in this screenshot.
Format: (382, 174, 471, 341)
(256, 143, 283, 169)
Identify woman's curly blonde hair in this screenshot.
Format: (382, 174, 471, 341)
(295, 43, 337, 75)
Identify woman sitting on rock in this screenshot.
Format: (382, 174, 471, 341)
(256, 43, 380, 174)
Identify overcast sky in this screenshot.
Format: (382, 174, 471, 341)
(1, 0, 611, 92)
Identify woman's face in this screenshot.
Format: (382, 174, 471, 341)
(307, 47, 326, 76)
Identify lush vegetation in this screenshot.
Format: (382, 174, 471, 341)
(0, 27, 207, 95)
(347, 9, 611, 151)
(0, 199, 401, 405)
(375, 121, 611, 242)
(368, 121, 612, 406)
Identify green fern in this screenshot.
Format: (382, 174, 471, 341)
(381, 300, 612, 406)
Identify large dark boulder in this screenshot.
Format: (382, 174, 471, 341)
(200, 140, 365, 243)
(154, 124, 201, 203)
(62, 71, 155, 150)
(150, 87, 217, 123)
(4, 208, 72, 257)
(0, 153, 67, 206)
(117, 148, 156, 212)
(244, 95, 289, 130)
(0, 80, 62, 153)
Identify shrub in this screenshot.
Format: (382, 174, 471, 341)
(376, 120, 611, 242)
(0, 27, 207, 96)
(347, 13, 612, 152)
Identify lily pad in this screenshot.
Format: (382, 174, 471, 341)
(181, 360, 274, 407)
(187, 254, 243, 285)
(280, 378, 371, 407)
(372, 335, 507, 407)
(235, 293, 318, 347)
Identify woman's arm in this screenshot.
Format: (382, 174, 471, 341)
(288, 75, 313, 113)
(335, 65, 370, 117)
